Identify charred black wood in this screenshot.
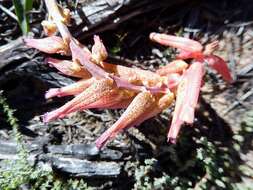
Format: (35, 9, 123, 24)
(78, 0, 132, 26)
(73, 0, 189, 40)
(47, 144, 123, 160)
(0, 37, 32, 72)
(0, 139, 122, 177)
(0, 136, 50, 157)
(45, 156, 121, 177)
(0, 139, 122, 161)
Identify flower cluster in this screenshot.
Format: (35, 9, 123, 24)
(25, 0, 233, 149)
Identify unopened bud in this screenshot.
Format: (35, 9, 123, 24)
(91, 35, 108, 64)
(41, 20, 57, 36)
(61, 8, 71, 25)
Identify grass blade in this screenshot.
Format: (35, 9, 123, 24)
(12, 0, 33, 35)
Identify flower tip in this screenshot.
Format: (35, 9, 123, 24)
(205, 55, 234, 83)
(44, 57, 49, 64)
(42, 113, 50, 123)
(46, 57, 64, 69)
(95, 140, 105, 150)
(224, 76, 234, 84)
(223, 71, 234, 83)
(149, 32, 157, 41)
(44, 57, 55, 67)
(95, 142, 103, 150)
(42, 109, 61, 123)
(24, 38, 35, 46)
(95, 130, 112, 149)
(23, 36, 67, 54)
(92, 35, 108, 63)
(167, 137, 177, 144)
(45, 88, 60, 99)
(93, 35, 99, 41)
(91, 144, 100, 153)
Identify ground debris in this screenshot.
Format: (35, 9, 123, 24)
(47, 144, 123, 160)
(0, 138, 122, 178)
(45, 156, 121, 177)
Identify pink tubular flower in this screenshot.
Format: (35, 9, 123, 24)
(95, 91, 174, 149)
(45, 78, 95, 99)
(150, 32, 233, 142)
(149, 33, 203, 53)
(156, 60, 188, 76)
(165, 73, 182, 90)
(25, 0, 234, 149)
(24, 36, 68, 55)
(43, 79, 114, 123)
(70, 39, 110, 79)
(150, 32, 204, 59)
(43, 79, 139, 123)
(47, 58, 91, 79)
(204, 55, 233, 83)
(167, 61, 205, 143)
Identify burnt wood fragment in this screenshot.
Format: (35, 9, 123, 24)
(47, 144, 123, 160)
(0, 139, 122, 178)
(47, 156, 121, 177)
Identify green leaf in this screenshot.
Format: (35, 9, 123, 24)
(12, 0, 33, 34)
(24, 0, 33, 11)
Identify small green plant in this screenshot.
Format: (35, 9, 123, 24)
(194, 137, 231, 189)
(109, 33, 127, 55)
(133, 136, 238, 190)
(134, 158, 156, 190)
(0, 92, 93, 190)
(0, 91, 23, 145)
(12, 0, 33, 34)
(134, 158, 188, 190)
(231, 110, 253, 190)
(0, 91, 32, 189)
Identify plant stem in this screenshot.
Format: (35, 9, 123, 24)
(44, 0, 71, 43)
